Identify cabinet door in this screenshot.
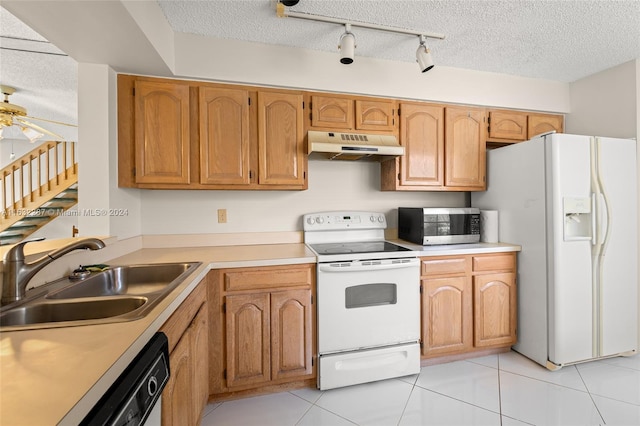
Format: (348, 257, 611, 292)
(257, 91, 306, 186)
(399, 103, 444, 187)
(199, 87, 250, 185)
(445, 106, 486, 189)
(162, 329, 193, 426)
(191, 305, 209, 424)
(473, 272, 517, 347)
(270, 289, 313, 381)
(225, 293, 271, 388)
(134, 80, 190, 184)
(422, 277, 473, 357)
(355, 99, 396, 131)
(488, 110, 527, 141)
(528, 113, 564, 138)
(310, 95, 353, 129)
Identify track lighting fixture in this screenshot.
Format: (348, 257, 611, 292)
(416, 35, 434, 73)
(338, 24, 355, 65)
(277, 2, 445, 73)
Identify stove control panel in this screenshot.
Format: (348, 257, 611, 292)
(304, 211, 387, 231)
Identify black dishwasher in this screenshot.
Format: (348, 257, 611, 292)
(81, 332, 170, 426)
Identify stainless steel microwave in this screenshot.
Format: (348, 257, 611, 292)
(398, 207, 480, 245)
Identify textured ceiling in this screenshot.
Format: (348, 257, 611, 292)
(1, 0, 639, 147)
(158, 0, 640, 83)
(0, 7, 78, 141)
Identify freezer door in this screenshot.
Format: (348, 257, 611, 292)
(596, 137, 638, 356)
(548, 134, 595, 365)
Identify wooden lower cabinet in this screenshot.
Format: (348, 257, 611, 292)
(422, 276, 473, 357)
(160, 282, 209, 426)
(162, 329, 192, 426)
(209, 264, 316, 399)
(421, 252, 517, 360)
(473, 272, 517, 347)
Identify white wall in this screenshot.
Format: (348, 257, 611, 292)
(566, 60, 638, 138)
(140, 160, 465, 235)
(78, 64, 142, 240)
(174, 34, 570, 113)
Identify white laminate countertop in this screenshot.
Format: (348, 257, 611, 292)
(393, 240, 522, 256)
(0, 240, 518, 425)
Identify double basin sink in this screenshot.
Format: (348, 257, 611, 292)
(0, 262, 201, 331)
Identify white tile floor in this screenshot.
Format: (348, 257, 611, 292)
(200, 351, 640, 426)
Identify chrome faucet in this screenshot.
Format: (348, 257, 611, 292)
(1, 238, 106, 306)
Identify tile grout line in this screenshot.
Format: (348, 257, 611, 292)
(292, 389, 360, 425)
(497, 354, 503, 425)
(575, 365, 607, 425)
(396, 377, 419, 426)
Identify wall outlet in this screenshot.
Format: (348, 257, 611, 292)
(217, 209, 227, 223)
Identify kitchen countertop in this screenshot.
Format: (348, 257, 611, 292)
(0, 243, 315, 426)
(393, 240, 521, 256)
(0, 240, 518, 425)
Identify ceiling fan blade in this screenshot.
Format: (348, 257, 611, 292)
(15, 117, 65, 140)
(25, 115, 77, 128)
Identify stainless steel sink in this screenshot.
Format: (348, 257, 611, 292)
(47, 263, 198, 299)
(0, 297, 147, 327)
(0, 262, 201, 331)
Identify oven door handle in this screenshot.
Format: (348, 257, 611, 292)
(318, 260, 419, 272)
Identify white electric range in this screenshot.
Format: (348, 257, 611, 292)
(303, 211, 421, 390)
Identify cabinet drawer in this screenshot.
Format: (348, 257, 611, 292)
(421, 257, 468, 277)
(224, 265, 313, 291)
(472, 254, 515, 272)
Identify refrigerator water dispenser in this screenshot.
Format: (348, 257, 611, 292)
(563, 197, 592, 240)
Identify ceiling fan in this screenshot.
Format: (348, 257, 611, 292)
(0, 85, 77, 143)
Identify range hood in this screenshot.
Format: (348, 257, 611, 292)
(307, 130, 404, 161)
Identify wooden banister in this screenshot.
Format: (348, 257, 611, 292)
(0, 141, 78, 232)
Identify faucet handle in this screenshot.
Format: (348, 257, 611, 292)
(4, 237, 46, 262)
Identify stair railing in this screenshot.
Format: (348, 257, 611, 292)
(1, 141, 78, 231)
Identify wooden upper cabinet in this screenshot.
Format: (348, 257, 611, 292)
(355, 99, 396, 132)
(528, 113, 564, 138)
(445, 106, 486, 190)
(257, 91, 306, 186)
(308, 94, 396, 134)
(310, 95, 353, 129)
(134, 80, 190, 184)
(199, 86, 251, 185)
(486, 110, 564, 146)
(399, 102, 444, 187)
(488, 110, 527, 141)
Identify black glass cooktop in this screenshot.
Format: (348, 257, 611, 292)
(309, 241, 412, 256)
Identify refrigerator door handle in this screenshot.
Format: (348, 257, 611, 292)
(599, 192, 611, 249)
(591, 193, 598, 246)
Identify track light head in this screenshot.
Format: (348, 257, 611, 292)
(416, 35, 434, 73)
(339, 24, 356, 64)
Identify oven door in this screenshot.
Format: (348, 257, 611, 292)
(317, 257, 420, 354)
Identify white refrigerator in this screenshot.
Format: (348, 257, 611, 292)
(472, 133, 638, 369)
